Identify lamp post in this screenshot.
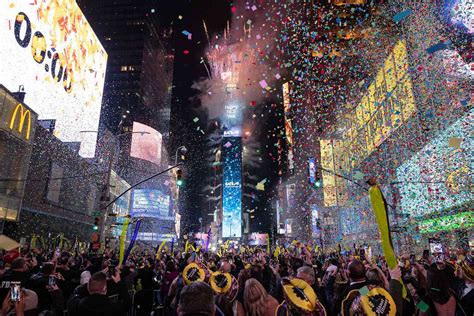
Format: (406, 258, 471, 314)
(80, 130, 149, 246)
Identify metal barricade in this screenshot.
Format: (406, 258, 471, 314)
(128, 290, 135, 316)
(108, 294, 119, 304)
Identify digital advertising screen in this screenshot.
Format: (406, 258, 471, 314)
(308, 157, 317, 185)
(396, 109, 473, 218)
(248, 233, 268, 246)
(222, 137, 242, 238)
(0, 0, 107, 157)
(131, 189, 172, 220)
(311, 204, 320, 237)
(130, 122, 163, 166)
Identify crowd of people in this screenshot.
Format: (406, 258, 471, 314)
(0, 240, 472, 316)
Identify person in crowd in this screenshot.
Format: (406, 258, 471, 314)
(1, 289, 38, 316)
(67, 271, 123, 316)
(243, 278, 279, 316)
(0, 258, 36, 304)
(427, 251, 458, 316)
(177, 282, 215, 316)
(161, 260, 179, 307)
(456, 253, 474, 316)
(29, 262, 64, 315)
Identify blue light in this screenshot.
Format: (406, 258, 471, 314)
(222, 137, 242, 238)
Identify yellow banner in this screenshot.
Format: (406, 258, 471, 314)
(369, 185, 406, 298)
(118, 218, 130, 266)
(156, 240, 167, 259)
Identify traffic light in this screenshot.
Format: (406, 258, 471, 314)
(314, 179, 322, 188)
(176, 169, 183, 186)
(93, 217, 100, 231)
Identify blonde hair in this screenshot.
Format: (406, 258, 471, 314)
(244, 278, 268, 316)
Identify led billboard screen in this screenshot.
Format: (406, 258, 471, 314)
(308, 157, 317, 185)
(396, 109, 472, 218)
(248, 233, 268, 246)
(131, 189, 172, 220)
(130, 122, 163, 166)
(311, 204, 320, 237)
(0, 0, 107, 157)
(222, 137, 242, 238)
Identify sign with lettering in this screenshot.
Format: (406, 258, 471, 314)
(0, 85, 37, 144)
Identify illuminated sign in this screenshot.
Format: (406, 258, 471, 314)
(110, 170, 131, 216)
(10, 103, 32, 140)
(0, 0, 107, 157)
(223, 128, 241, 137)
(308, 157, 317, 185)
(131, 189, 172, 220)
(282, 83, 293, 145)
(248, 233, 268, 246)
(320, 140, 337, 206)
(336, 41, 416, 173)
(0, 86, 37, 144)
(283, 82, 295, 174)
(130, 122, 163, 166)
(311, 205, 320, 237)
(396, 109, 473, 218)
(418, 212, 474, 234)
(222, 137, 242, 238)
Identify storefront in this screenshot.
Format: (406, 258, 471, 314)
(0, 85, 37, 223)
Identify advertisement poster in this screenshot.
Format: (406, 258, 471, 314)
(0, 0, 107, 157)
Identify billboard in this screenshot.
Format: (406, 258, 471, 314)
(282, 82, 294, 173)
(131, 189, 172, 220)
(311, 204, 320, 237)
(0, 0, 107, 157)
(320, 140, 337, 206)
(110, 170, 131, 216)
(331, 41, 415, 173)
(396, 109, 473, 218)
(308, 157, 317, 185)
(248, 233, 268, 246)
(222, 137, 242, 238)
(130, 122, 163, 166)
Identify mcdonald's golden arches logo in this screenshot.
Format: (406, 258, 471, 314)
(9, 103, 31, 140)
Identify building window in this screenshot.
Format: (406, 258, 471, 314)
(46, 163, 64, 203)
(120, 65, 136, 72)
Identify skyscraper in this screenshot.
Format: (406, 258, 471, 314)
(78, 0, 173, 138)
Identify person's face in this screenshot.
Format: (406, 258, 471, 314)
(434, 253, 446, 268)
(297, 272, 313, 285)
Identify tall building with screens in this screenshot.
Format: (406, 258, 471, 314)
(222, 137, 242, 238)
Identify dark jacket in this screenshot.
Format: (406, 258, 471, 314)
(67, 281, 130, 316)
(0, 269, 33, 303)
(29, 272, 64, 313)
(456, 283, 474, 316)
(76, 294, 123, 316)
